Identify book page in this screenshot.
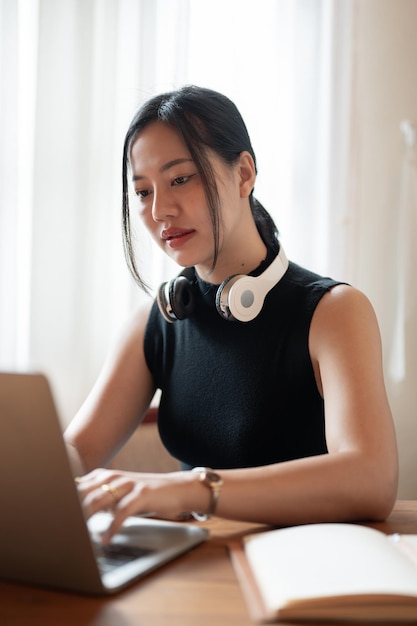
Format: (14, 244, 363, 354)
(244, 523, 417, 614)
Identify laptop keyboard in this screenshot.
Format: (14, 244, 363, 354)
(94, 542, 155, 573)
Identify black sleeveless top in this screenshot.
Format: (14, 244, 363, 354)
(144, 258, 343, 470)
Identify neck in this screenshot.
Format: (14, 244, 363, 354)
(196, 230, 267, 285)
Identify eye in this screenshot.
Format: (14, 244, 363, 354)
(172, 174, 195, 186)
(135, 188, 151, 199)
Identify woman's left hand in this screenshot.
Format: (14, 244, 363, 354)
(75, 468, 196, 543)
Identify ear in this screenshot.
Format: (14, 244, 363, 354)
(237, 151, 257, 198)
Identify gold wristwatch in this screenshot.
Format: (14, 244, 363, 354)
(191, 467, 223, 521)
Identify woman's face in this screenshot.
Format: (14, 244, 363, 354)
(129, 121, 244, 278)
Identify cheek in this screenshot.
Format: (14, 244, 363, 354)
(144, 217, 164, 248)
(135, 204, 155, 230)
(134, 207, 160, 242)
(149, 230, 165, 252)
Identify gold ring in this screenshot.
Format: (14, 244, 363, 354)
(101, 483, 120, 501)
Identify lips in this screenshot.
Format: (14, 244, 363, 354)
(161, 228, 195, 250)
(161, 228, 194, 241)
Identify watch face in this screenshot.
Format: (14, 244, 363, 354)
(191, 467, 223, 520)
(206, 471, 222, 485)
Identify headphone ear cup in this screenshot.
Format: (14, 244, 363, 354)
(157, 276, 196, 322)
(157, 281, 173, 322)
(215, 275, 240, 320)
(216, 246, 289, 322)
(169, 275, 196, 320)
(217, 274, 263, 322)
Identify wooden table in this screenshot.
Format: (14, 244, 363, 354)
(1, 501, 416, 626)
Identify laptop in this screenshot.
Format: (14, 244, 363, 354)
(0, 372, 208, 595)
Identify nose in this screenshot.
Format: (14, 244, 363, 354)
(151, 188, 178, 221)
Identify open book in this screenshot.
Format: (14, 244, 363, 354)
(229, 523, 417, 623)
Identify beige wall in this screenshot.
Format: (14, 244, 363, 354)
(351, 0, 417, 497)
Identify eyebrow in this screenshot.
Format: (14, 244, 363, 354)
(132, 158, 194, 182)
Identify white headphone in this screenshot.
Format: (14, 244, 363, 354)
(157, 246, 289, 323)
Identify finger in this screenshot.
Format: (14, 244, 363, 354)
(75, 468, 107, 485)
(101, 494, 148, 543)
(100, 482, 122, 502)
(75, 470, 121, 499)
(82, 479, 132, 518)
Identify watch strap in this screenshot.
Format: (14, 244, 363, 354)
(191, 467, 223, 521)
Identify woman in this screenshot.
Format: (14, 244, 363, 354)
(65, 85, 398, 544)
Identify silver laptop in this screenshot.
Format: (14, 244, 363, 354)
(0, 372, 208, 594)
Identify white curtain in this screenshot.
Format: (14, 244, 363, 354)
(389, 120, 417, 384)
(0, 0, 352, 424)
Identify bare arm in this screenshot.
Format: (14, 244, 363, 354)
(64, 301, 156, 473)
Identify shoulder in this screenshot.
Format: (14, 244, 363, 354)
(310, 284, 382, 359)
(308, 284, 386, 401)
(134, 298, 154, 324)
(112, 298, 154, 351)
(125, 297, 154, 329)
(313, 283, 377, 325)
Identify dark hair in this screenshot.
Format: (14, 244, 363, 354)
(122, 85, 279, 292)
